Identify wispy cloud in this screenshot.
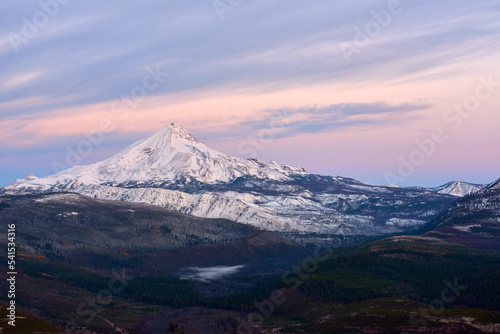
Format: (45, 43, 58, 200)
(0, 0, 499, 187)
(213, 101, 432, 140)
(1, 0, 499, 119)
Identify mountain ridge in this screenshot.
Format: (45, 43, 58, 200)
(0, 124, 471, 237)
(2, 124, 308, 195)
(407, 180, 485, 197)
(424, 177, 500, 249)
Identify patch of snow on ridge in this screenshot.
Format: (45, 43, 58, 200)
(179, 265, 245, 282)
(386, 218, 427, 227)
(453, 224, 481, 233)
(434, 181, 485, 197)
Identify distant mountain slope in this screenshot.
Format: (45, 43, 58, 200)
(1, 124, 457, 236)
(424, 178, 500, 249)
(0, 193, 301, 271)
(432, 180, 485, 197)
(406, 180, 485, 197)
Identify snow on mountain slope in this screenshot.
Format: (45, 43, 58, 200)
(2, 124, 307, 194)
(1, 124, 458, 236)
(408, 181, 485, 197)
(425, 178, 500, 249)
(432, 181, 485, 197)
(486, 178, 500, 191)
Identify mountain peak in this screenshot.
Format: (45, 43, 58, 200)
(486, 178, 500, 191)
(431, 181, 485, 197)
(149, 123, 200, 145)
(1, 124, 309, 194)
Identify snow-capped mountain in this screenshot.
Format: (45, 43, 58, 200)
(1, 124, 459, 236)
(3, 123, 307, 193)
(486, 178, 500, 191)
(425, 178, 500, 249)
(409, 181, 486, 197)
(432, 181, 485, 197)
(392, 181, 485, 197)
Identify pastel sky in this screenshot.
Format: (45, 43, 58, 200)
(1, 0, 499, 188)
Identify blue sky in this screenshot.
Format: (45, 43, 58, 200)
(1, 0, 499, 187)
